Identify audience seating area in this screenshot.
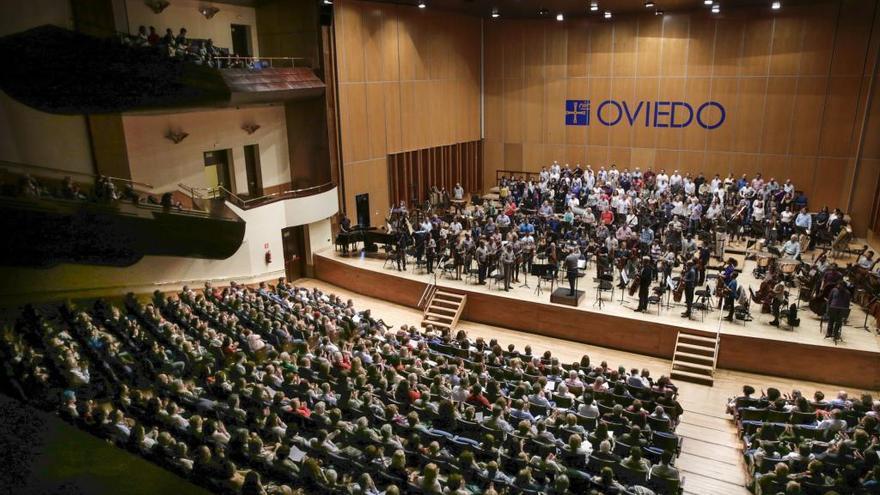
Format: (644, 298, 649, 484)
(0, 281, 687, 494)
(728, 385, 880, 494)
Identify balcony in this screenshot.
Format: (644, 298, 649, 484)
(1, 162, 245, 268)
(0, 25, 324, 115)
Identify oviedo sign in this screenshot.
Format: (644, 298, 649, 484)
(565, 99, 726, 129)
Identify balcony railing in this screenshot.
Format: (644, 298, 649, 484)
(215, 56, 309, 69)
(179, 182, 336, 210)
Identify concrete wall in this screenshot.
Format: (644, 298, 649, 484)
(0, 0, 95, 176)
(122, 105, 290, 194)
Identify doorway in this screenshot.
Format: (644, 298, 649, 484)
(243, 144, 263, 197)
(230, 24, 252, 57)
(282, 226, 306, 282)
(204, 149, 233, 192)
(355, 193, 370, 228)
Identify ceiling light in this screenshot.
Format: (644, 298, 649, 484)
(538, 8, 549, 16)
(491, 9, 500, 18)
(711, 3, 720, 13)
(590, 2, 599, 12)
(604, 10, 612, 19)
(418, 1, 426, 8)
(655, 9, 664, 15)
(556, 13, 564, 21)
(771, 1, 781, 9)
(704, 0, 713, 4)
(644, 0, 654, 7)
(323, 0, 332, 4)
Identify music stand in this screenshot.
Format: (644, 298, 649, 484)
(519, 259, 531, 289)
(618, 271, 629, 305)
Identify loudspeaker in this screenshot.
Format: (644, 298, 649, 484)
(320, 3, 333, 25)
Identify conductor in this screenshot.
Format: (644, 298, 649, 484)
(564, 247, 581, 296)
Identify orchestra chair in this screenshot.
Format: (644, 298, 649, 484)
(382, 246, 396, 269)
(489, 267, 506, 291)
(647, 287, 665, 315)
(594, 276, 614, 306)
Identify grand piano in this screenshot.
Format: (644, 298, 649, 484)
(335, 226, 396, 253)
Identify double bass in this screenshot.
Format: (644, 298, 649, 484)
(673, 277, 685, 303)
(628, 272, 641, 296)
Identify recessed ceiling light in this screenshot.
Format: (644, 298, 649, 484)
(556, 13, 564, 21)
(590, 2, 599, 12)
(322, 0, 332, 4)
(704, 0, 713, 4)
(711, 3, 720, 13)
(645, 0, 654, 7)
(491, 9, 500, 18)
(604, 10, 612, 19)
(418, 1, 426, 8)
(655, 9, 664, 15)
(771, 1, 781, 9)
(538, 8, 549, 16)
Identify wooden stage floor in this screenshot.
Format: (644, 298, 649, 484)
(297, 276, 879, 495)
(314, 249, 880, 390)
(318, 249, 880, 354)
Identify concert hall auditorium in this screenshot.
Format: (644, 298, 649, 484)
(2, 0, 880, 494)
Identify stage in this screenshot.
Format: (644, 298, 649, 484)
(314, 250, 880, 391)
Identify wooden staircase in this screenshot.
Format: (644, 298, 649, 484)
(670, 330, 720, 386)
(419, 286, 467, 333)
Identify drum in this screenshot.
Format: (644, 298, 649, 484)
(756, 253, 774, 268)
(779, 258, 799, 274)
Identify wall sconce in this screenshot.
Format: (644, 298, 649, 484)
(145, 0, 170, 14)
(165, 129, 189, 144)
(199, 5, 220, 19)
(242, 123, 260, 135)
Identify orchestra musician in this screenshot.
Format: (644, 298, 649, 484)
(339, 214, 353, 255)
(634, 257, 654, 312)
(476, 240, 488, 284)
(681, 261, 696, 319)
(768, 277, 786, 327)
(825, 282, 851, 342)
(426, 235, 436, 274)
(501, 243, 515, 291)
(395, 231, 408, 271)
(723, 273, 740, 322)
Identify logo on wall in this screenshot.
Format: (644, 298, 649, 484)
(564, 99, 726, 129)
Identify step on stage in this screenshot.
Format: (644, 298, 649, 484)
(314, 252, 880, 390)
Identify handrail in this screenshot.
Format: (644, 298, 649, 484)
(180, 182, 336, 210)
(215, 56, 309, 69)
(0, 160, 154, 189)
(495, 169, 542, 185)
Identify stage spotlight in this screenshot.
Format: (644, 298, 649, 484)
(645, 0, 654, 7)
(418, 1, 426, 8)
(711, 3, 720, 13)
(323, 0, 332, 4)
(491, 8, 500, 18)
(604, 10, 612, 19)
(556, 13, 564, 21)
(771, 1, 781, 9)
(704, 0, 713, 4)
(590, 2, 599, 12)
(655, 9, 664, 15)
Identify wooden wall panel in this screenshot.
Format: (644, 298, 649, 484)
(387, 140, 483, 206)
(335, 0, 481, 227)
(482, 0, 879, 235)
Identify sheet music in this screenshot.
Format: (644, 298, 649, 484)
(621, 272, 629, 285)
(288, 445, 306, 462)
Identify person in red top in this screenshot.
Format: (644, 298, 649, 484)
(147, 26, 160, 45)
(466, 384, 491, 409)
(601, 209, 615, 226)
(290, 398, 311, 418)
